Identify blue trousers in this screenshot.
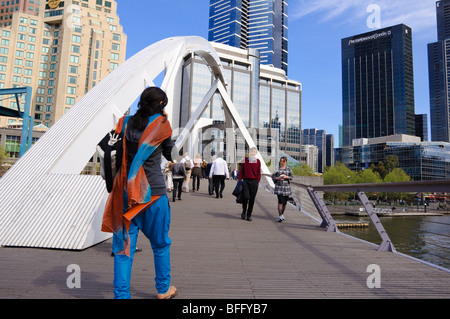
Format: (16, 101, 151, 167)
(113, 195, 171, 299)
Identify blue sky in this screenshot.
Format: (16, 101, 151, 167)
(115, 0, 437, 146)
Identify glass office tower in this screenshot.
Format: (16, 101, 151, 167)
(341, 24, 416, 146)
(179, 42, 301, 162)
(208, 0, 288, 73)
(337, 135, 450, 181)
(428, 0, 450, 142)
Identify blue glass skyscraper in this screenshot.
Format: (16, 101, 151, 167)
(208, 0, 288, 73)
(341, 24, 416, 146)
(428, 0, 450, 142)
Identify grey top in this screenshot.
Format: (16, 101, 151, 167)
(271, 166, 293, 196)
(125, 117, 174, 196)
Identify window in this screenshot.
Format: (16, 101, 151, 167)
(67, 86, 76, 94)
(110, 52, 119, 60)
(66, 97, 75, 105)
(68, 75, 77, 84)
(71, 45, 80, 53)
(70, 55, 79, 63)
(72, 35, 81, 43)
(69, 65, 78, 74)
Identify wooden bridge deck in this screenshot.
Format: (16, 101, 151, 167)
(1, 180, 449, 300)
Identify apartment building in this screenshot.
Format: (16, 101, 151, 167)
(0, 0, 126, 129)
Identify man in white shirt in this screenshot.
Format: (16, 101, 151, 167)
(209, 156, 229, 198)
(180, 152, 194, 192)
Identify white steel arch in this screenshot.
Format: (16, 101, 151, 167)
(0, 36, 272, 250)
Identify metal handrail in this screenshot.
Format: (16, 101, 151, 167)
(294, 180, 450, 252)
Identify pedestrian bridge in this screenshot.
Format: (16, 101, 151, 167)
(0, 35, 449, 299)
(1, 180, 448, 299)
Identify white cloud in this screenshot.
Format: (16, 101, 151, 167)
(291, 0, 436, 34)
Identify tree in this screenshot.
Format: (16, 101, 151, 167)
(355, 168, 382, 200)
(383, 168, 411, 201)
(355, 169, 382, 184)
(370, 161, 388, 179)
(323, 162, 356, 202)
(292, 164, 315, 176)
(0, 144, 8, 165)
(384, 155, 399, 173)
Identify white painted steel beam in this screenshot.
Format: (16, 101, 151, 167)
(0, 36, 269, 250)
(0, 37, 224, 250)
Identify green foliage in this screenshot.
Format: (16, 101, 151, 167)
(292, 163, 315, 176)
(383, 167, 411, 183)
(0, 144, 8, 164)
(384, 155, 399, 173)
(323, 162, 355, 202)
(322, 161, 412, 203)
(369, 155, 399, 179)
(355, 168, 382, 184)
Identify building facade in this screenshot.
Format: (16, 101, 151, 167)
(341, 24, 416, 146)
(0, 0, 126, 129)
(300, 144, 318, 172)
(179, 42, 301, 163)
(428, 0, 450, 142)
(325, 133, 335, 168)
(415, 114, 428, 142)
(336, 135, 450, 181)
(302, 128, 326, 173)
(208, 0, 288, 73)
(0, 0, 40, 26)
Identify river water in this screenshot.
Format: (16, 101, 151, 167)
(333, 214, 450, 270)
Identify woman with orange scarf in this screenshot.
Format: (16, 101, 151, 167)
(102, 87, 177, 299)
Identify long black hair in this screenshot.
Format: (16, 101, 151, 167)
(131, 87, 168, 131)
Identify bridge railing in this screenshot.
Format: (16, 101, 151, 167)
(291, 180, 450, 252)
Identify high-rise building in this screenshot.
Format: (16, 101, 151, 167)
(302, 129, 326, 173)
(208, 0, 288, 73)
(325, 133, 335, 168)
(300, 144, 318, 172)
(428, 0, 450, 142)
(0, 0, 40, 27)
(180, 42, 301, 162)
(415, 114, 428, 142)
(341, 24, 416, 146)
(0, 0, 127, 129)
